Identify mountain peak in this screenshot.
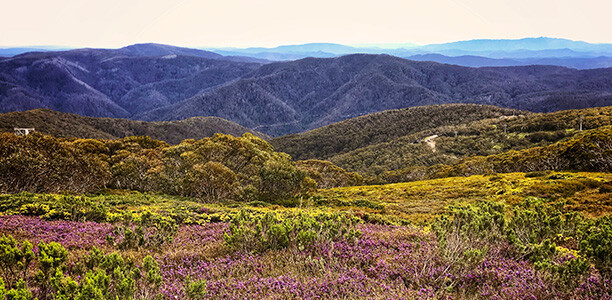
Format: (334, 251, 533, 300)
(119, 43, 222, 59)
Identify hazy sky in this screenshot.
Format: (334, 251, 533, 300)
(1, 0, 611, 48)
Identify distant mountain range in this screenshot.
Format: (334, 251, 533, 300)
(417, 37, 612, 53)
(5, 37, 612, 68)
(209, 37, 612, 69)
(1, 42, 612, 136)
(0, 43, 262, 118)
(0, 46, 72, 57)
(405, 54, 612, 69)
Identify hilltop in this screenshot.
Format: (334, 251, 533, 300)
(0, 109, 268, 143)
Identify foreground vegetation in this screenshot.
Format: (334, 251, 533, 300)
(0, 183, 610, 299)
(0, 171, 610, 299)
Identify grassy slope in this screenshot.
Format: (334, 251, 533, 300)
(3, 171, 610, 226)
(0, 109, 269, 143)
(314, 172, 612, 223)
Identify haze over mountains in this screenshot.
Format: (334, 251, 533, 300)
(1, 39, 612, 136)
(210, 37, 612, 69)
(4, 37, 612, 68)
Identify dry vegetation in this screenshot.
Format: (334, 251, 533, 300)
(314, 171, 612, 223)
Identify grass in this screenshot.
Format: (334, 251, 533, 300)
(313, 171, 612, 223)
(1, 171, 610, 226)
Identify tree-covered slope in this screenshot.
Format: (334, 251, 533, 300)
(0, 133, 307, 200)
(338, 107, 612, 177)
(271, 104, 522, 160)
(139, 54, 612, 135)
(0, 109, 268, 144)
(0, 46, 260, 117)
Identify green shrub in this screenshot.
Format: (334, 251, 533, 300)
(185, 277, 207, 299)
(0, 235, 35, 288)
(35, 241, 69, 299)
(74, 248, 163, 299)
(6, 279, 32, 300)
(553, 255, 590, 287)
(433, 201, 506, 247)
(143, 255, 163, 288)
(224, 210, 361, 253)
(434, 199, 597, 285)
(0, 278, 5, 299)
(74, 270, 107, 300)
(0, 238, 165, 299)
(432, 201, 506, 266)
(19, 203, 50, 216)
(107, 211, 178, 250)
(580, 216, 612, 278)
(527, 239, 590, 288)
(50, 268, 78, 300)
(51, 196, 108, 222)
(0, 194, 108, 222)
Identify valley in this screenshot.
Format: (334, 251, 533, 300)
(3, 45, 612, 136)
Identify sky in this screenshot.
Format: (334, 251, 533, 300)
(1, 0, 611, 48)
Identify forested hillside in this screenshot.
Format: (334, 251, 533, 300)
(0, 45, 260, 117)
(271, 104, 522, 160)
(139, 54, 612, 135)
(378, 125, 612, 183)
(0, 109, 268, 144)
(285, 106, 612, 177)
